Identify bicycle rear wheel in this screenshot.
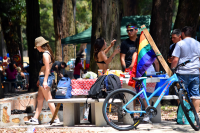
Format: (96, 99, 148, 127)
(178, 89, 200, 131)
(102, 88, 145, 131)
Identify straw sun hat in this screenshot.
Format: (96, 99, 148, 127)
(34, 36, 49, 49)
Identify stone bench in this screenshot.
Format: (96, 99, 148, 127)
(48, 98, 122, 127)
(48, 95, 179, 126)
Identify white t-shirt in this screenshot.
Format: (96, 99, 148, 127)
(146, 64, 155, 75)
(172, 37, 200, 74)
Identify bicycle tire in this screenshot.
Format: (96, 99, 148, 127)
(102, 88, 145, 131)
(178, 89, 200, 131)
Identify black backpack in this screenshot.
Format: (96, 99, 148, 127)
(87, 74, 122, 100)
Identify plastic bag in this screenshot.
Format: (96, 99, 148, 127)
(82, 71, 97, 79)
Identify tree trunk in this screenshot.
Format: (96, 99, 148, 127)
(26, 0, 41, 92)
(17, 16, 23, 67)
(150, 0, 174, 71)
(1, 17, 20, 58)
(122, 0, 138, 16)
(174, 0, 200, 37)
(53, 0, 75, 62)
(90, 0, 123, 73)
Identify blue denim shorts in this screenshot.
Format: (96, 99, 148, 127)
(39, 75, 53, 88)
(177, 74, 199, 97)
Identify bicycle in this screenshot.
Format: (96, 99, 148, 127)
(102, 60, 200, 131)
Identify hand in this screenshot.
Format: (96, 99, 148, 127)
(43, 81, 48, 90)
(114, 46, 120, 54)
(167, 57, 173, 63)
(111, 39, 116, 47)
(59, 73, 63, 78)
(36, 80, 39, 87)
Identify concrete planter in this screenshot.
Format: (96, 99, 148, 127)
(0, 92, 63, 126)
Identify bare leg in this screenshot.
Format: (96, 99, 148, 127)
(192, 99, 200, 114)
(41, 86, 58, 119)
(143, 99, 148, 109)
(33, 86, 44, 119)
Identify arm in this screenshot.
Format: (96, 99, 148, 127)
(120, 53, 126, 71)
(21, 72, 25, 79)
(104, 40, 116, 54)
(154, 58, 160, 72)
(171, 56, 179, 69)
(128, 52, 137, 69)
(43, 53, 51, 90)
(100, 46, 120, 64)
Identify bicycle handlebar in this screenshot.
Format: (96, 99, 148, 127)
(172, 60, 191, 73)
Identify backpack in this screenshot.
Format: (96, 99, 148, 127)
(55, 77, 72, 99)
(87, 74, 122, 100)
(177, 100, 195, 124)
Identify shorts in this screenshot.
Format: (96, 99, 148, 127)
(177, 74, 199, 97)
(39, 75, 53, 88)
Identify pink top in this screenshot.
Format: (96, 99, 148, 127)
(6, 68, 17, 80)
(73, 63, 82, 75)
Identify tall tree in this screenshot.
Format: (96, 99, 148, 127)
(122, 0, 138, 16)
(150, 0, 174, 70)
(0, 0, 25, 59)
(174, 0, 200, 36)
(40, 0, 55, 52)
(52, 0, 76, 62)
(90, 0, 123, 73)
(26, 0, 41, 91)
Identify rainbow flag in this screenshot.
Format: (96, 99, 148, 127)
(134, 31, 156, 98)
(136, 31, 156, 77)
(128, 31, 156, 89)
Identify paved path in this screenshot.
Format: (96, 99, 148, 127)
(3, 121, 198, 133)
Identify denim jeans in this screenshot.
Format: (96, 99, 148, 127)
(177, 74, 199, 97)
(39, 75, 53, 88)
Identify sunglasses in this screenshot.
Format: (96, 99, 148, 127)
(127, 29, 134, 33)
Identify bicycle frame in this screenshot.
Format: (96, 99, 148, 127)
(122, 74, 179, 114)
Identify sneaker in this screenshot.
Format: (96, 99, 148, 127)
(24, 118, 39, 125)
(49, 118, 60, 124)
(143, 115, 150, 122)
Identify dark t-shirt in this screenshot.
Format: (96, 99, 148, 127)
(52, 61, 61, 72)
(168, 43, 176, 57)
(120, 38, 139, 68)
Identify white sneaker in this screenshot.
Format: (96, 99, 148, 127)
(49, 118, 60, 124)
(53, 118, 60, 123)
(25, 117, 39, 125)
(143, 115, 150, 122)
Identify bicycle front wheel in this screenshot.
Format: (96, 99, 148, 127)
(178, 89, 200, 131)
(102, 88, 145, 131)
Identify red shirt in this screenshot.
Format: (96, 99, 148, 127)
(73, 63, 82, 75)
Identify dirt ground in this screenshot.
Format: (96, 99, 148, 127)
(1, 105, 199, 133)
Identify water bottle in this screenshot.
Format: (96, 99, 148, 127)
(26, 126, 36, 133)
(182, 115, 185, 124)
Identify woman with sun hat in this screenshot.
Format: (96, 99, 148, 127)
(25, 36, 60, 125)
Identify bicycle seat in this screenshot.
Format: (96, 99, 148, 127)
(132, 77, 147, 82)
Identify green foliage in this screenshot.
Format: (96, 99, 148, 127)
(76, 0, 92, 53)
(40, 0, 55, 52)
(0, 0, 26, 21)
(138, 0, 153, 15)
(0, 0, 26, 48)
(76, 0, 92, 33)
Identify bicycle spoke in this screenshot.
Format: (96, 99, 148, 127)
(102, 88, 145, 131)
